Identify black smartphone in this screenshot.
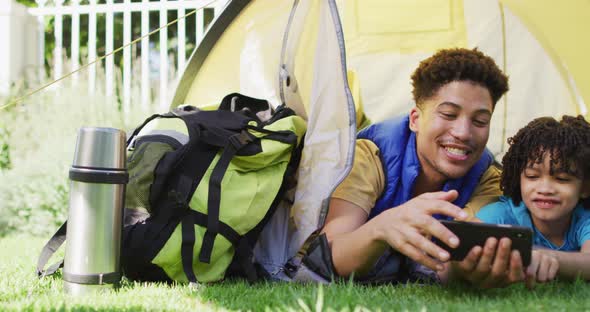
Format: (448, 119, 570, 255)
(435, 220, 533, 266)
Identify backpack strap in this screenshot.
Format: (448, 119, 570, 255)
(181, 214, 199, 284)
(126, 112, 177, 147)
(187, 209, 258, 282)
(245, 124, 298, 145)
(143, 110, 218, 235)
(199, 130, 254, 264)
(37, 221, 67, 277)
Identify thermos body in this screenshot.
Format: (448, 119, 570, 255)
(64, 127, 127, 295)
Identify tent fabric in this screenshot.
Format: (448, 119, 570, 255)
(501, 0, 590, 114)
(282, 0, 356, 260)
(339, 0, 586, 156)
(172, 0, 356, 275)
(171, 0, 590, 278)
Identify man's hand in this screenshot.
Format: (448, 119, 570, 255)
(525, 250, 559, 289)
(450, 237, 525, 288)
(373, 190, 468, 271)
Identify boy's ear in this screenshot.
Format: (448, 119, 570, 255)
(580, 180, 590, 199)
(409, 107, 420, 133)
(580, 181, 590, 209)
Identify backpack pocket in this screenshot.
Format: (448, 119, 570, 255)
(125, 133, 185, 224)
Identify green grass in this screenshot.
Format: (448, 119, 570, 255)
(1, 235, 590, 311)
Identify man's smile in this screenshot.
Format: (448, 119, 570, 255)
(440, 141, 473, 161)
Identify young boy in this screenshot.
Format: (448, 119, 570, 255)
(477, 115, 590, 288)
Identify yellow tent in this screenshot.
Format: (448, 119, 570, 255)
(170, 0, 590, 277)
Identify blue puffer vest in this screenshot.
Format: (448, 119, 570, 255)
(357, 115, 493, 219)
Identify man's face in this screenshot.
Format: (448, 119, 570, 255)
(409, 80, 493, 184)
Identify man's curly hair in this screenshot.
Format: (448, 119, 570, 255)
(501, 115, 590, 205)
(411, 48, 509, 108)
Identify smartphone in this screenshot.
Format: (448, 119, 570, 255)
(434, 220, 533, 266)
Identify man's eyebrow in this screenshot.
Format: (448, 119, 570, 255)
(524, 164, 541, 170)
(436, 102, 461, 109)
(437, 102, 492, 116)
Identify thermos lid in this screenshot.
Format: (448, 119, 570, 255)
(72, 127, 126, 169)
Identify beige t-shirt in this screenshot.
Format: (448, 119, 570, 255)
(332, 139, 502, 219)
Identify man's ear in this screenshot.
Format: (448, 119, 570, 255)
(409, 107, 420, 133)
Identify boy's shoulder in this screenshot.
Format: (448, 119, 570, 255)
(476, 196, 523, 225)
(571, 204, 590, 247)
(573, 204, 590, 225)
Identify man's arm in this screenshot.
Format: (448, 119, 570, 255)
(323, 191, 468, 277)
(321, 198, 385, 276)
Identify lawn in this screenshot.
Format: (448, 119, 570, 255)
(1, 235, 589, 311)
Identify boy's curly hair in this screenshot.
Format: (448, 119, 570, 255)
(501, 115, 590, 205)
(411, 48, 509, 108)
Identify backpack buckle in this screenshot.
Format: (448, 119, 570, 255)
(172, 105, 200, 117)
(228, 130, 253, 150)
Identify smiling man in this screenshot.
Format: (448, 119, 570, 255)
(321, 48, 524, 287)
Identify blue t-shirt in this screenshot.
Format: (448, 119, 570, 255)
(476, 196, 590, 251)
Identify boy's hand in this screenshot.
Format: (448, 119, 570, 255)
(450, 237, 525, 288)
(525, 250, 559, 289)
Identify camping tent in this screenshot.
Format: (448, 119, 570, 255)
(170, 0, 590, 278)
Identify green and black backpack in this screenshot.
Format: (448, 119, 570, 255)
(121, 93, 306, 284)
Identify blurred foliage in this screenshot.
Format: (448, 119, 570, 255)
(16, 0, 214, 74)
(0, 127, 10, 171)
(16, 0, 35, 6)
(0, 75, 148, 237)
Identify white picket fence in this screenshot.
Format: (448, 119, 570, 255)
(28, 0, 229, 112)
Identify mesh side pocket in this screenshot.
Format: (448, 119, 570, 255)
(125, 141, 176, 215)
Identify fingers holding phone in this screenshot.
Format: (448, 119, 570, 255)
(377, 191, 468, 271)
(436, 221, 532, 287)
(450, 237, 524, 288)
(478, 238, 526, 288)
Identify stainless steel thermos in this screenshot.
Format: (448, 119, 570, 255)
(64, 127, 127, 295)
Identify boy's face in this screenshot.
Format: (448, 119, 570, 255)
(409, 80, 493, 184)
(520, 151, 584, 226)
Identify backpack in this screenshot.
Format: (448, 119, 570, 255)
(121, 94, 306, 284)
(36, 93, 306, 285)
